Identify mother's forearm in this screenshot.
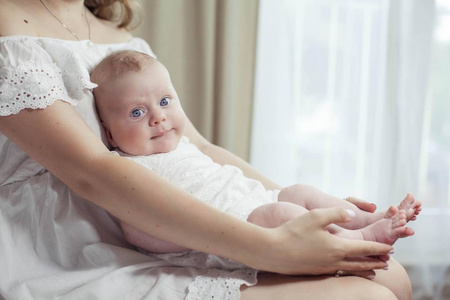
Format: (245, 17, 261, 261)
(84, 152, 269, 265)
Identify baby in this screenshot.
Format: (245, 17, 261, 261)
(91, 50, 421, 254)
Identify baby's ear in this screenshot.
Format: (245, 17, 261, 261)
(102, 122, 118, 148)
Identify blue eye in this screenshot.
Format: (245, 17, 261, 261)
(130, 108, 145, 118)
(160, 97, 170, 106)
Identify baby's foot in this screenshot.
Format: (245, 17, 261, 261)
(398, 193, 422, 221)
(360, 206, 415, 245)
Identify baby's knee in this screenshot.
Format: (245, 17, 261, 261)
(248, 202, 306, 228)
(279, 183, 304, 196)
(278, 183, 313, 202)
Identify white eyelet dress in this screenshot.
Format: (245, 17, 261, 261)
(0, 36, 257, 300)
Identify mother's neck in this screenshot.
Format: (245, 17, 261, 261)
(37, 0, 86, 16)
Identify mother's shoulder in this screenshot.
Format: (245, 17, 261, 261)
(0, 1, 40, 37)
(0, 1, 133, 44)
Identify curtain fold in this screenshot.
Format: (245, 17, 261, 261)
(385, 2, 450, 299)
(384, 0, 435, 204)
(133, 0, 259, 160)
(251, 0, 449, 299)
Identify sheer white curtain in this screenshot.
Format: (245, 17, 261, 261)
(250, 0, 450, 298)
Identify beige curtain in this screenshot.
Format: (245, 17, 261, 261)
(133, 0, 259, 161)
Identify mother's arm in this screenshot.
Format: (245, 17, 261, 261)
(0, 101, 392, 274)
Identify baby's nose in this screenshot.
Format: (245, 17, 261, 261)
(150, 112, 167, 126)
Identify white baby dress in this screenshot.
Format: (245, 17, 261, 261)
(0, 36, 257, 300)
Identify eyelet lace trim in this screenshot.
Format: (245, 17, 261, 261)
(150, 251, 258, 300)
(0, 61, 94, 116)
(186, 268, 258, 300)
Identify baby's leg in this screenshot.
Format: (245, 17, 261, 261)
(398, 193, 422, 221)
(121, 221, 190, 254)
(248, 202, 413, 246)
(329, 206, 415, 245)
(279, 184, 421, 229)
(278, 184, 384, 228)
(247, 202, 309, 228)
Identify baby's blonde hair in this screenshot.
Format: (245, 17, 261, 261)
(90, 50, 156, 87)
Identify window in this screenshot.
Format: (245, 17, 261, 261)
(426, 0, 450, 207)
(250, 1, 450, 297)
(251, 0, 449, 208)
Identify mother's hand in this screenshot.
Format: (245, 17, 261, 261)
(346, 196, 377, 213)
(253, 207, 392, 276)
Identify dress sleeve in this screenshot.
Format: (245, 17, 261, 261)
(0, 38, 94, 116)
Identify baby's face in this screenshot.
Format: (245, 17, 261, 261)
(97, 62, 186, 155)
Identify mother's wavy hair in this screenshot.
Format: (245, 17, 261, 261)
(84, 0, 141, 30)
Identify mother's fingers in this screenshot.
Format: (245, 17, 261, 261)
(266, 208, 395, 275)
(311, 255, 388, 275)
(336, 255, 389, 271)
(305, 207, 355, 229)
(341, 239, 393, 258)
(332, 269, 376, 280)
(345, 196, 377, 213)
(369, 254, 391, 262)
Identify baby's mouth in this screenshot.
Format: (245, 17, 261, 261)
(151, 129, 172, 139)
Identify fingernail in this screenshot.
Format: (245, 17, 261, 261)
(367, 274, 376, 280)
(346, 209, 356, 218)
(383, 266, 389, 270)
(388, 250, 394, 255)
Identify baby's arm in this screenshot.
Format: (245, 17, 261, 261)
(185, 119, 281, 190)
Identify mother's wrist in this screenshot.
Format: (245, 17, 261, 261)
(240, 226, 284, 272)
(226, 224, 275, 270)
